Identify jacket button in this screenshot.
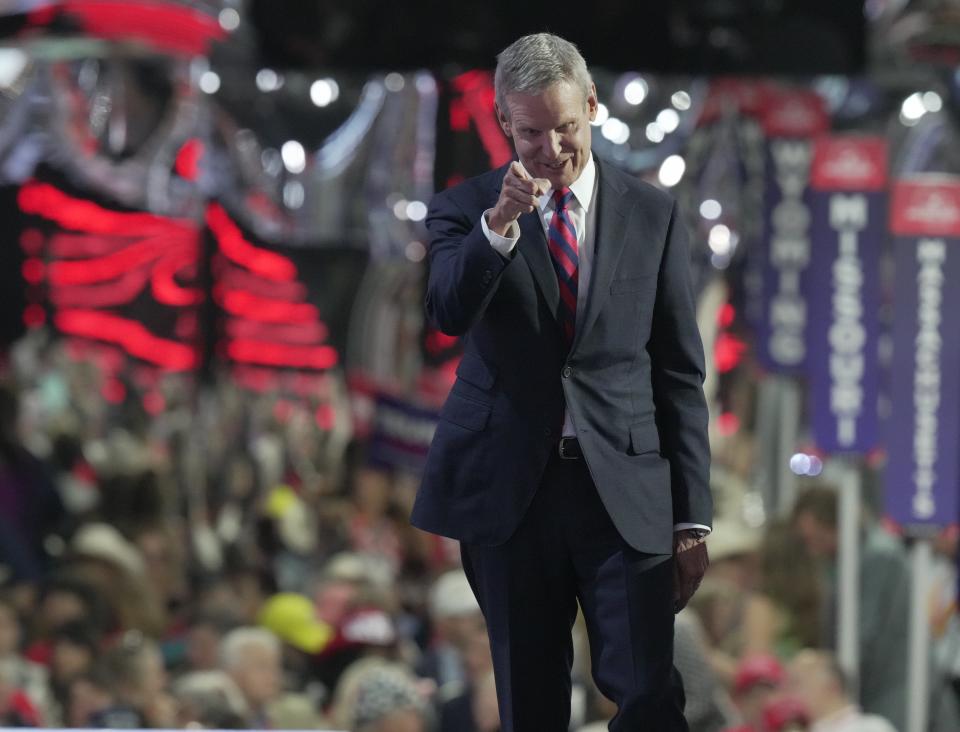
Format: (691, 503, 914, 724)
(544, 427, 552, 437)
(562, 366, 572, 378)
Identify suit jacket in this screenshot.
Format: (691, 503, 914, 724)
(411, 156, 711, 555)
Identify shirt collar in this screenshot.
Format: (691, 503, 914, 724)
(522, 154, 596, 213)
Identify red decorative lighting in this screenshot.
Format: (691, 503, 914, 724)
(55, 309, 198, 371)
(21, 258, 45, 284)
(227, 339, 338, 370)
(206, 204, 297, 281)
(23, 304, 46, 328)
(215, 286, 318, 324)
(450, 71, 512, 168)
(175, 138, 203, 181)
(714, 332, 747, 374)
(26, 1, 226, 57)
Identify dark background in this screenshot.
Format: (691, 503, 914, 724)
(250, 0, 866, 75)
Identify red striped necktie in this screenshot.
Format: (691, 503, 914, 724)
(547, 187, 579, 349)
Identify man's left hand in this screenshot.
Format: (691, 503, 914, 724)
(673, 530, 709, 613)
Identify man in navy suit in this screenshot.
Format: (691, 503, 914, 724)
(412, 32, 712, 731)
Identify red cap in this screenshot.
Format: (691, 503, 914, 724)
(734, 654, 785, 695)
(762, 696, 810, 731)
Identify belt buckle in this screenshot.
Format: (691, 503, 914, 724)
(558, 437, 578, 460)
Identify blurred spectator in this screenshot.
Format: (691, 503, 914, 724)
(329, 659, 430, 732)
(723, 655, 785, 731)
(259, 586, 402, 699)
(210, 451, 261, 550)
(25, 575, 108, 668)
(0, 382, 65, 585)
(48, 621, 99, 707)
(437, 623, 497, 732)
(754, 519, 821, 654)
(180, 611, 235, 673)
(65, 664, 141, 729)
(100, 633, 177, 728)
(220, 626, 283, 728)
(929, 527, 960, 732)
(314, 561, 368, 627)
(172, 670, 250, 729)
(132, 523, 188, 619)
(690, 520, 763, 684)
(693, 518, 820, 688)
(0, 596, 53, 723)
(418, 569, 483, 691)
(673, 610, 733, 731)
(65, 522, 166, 636)
(792, 486, 908, 729)
(785, 650, 895, 732)
(319, 606, 401, 695)
(760, 696, 810, 732)
(349, 466, 404, 571)
(438, 669, 498, 732)
(257, 591, 335, 684)
(0, 657, 42, 726)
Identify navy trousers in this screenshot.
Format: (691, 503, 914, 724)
(461, 452, 687, 732)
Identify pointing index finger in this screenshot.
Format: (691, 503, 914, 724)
(510, 161, 528, 179)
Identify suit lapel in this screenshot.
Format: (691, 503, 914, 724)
(518, 211, 560, 316)
(572, 158, 632, 353)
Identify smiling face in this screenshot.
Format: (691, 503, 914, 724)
(496, 80, 597, 190)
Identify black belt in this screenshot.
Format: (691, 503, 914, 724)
(557, 436, 583, 460)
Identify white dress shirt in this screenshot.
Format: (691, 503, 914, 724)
(479, 155, 709, 536)
(482, 155, 597, 444)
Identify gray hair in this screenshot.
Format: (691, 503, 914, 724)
(173, 670, 251, 725)
(220, 626, 280, 671)
(494, 33, 593, 115)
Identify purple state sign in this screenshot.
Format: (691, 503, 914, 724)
(806, 135, 886, 454)
(885, 175, 960, 529)
(754, 90, 829, 373)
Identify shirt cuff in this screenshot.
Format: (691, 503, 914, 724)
(673, 523, 711, 535)
(481, 208, 520, 257)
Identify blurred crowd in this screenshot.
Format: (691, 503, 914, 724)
(0, 330, 958, 732)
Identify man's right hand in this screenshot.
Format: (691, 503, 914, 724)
(488, 161, 550, 235)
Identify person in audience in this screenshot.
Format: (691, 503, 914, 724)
(100, 632, 178, 728)
(172, 670, 251, 729)
(0, 657, 42, 726)
(65, 665, 138, 729)
(331, 659, 430, 732)
(0, 596, 53, 723)
(48, 621, 100, 708)
(438, 623, 497, 732)
(419, 569, 484, 691)
(792, 486, 909, 729)
(220, 626, 283, 728)
(673, 609, 732, 731)
(723, 654, 785, 731)
(0, 382, 65, 586)
(180, 611, 234, 673)
(760, 696, 810, 732)
(785, 650, 895, 732)
(27, 575, 108, 665)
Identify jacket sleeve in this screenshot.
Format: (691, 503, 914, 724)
(424, 189, 514, 336)
(647, 200, 712, 528)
